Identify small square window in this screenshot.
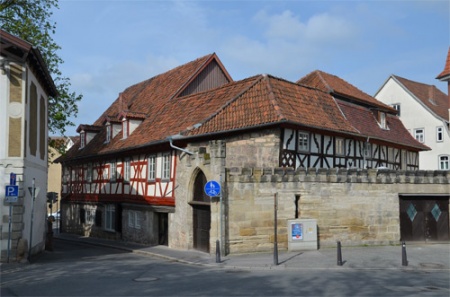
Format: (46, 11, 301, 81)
(297, 132, 309, 152)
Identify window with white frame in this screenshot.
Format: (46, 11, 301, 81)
(128, 210, 141, 229)
(86, 163, 93, 183)
(436, 126, 443, 142)
(148, 156, 156, 181)
(122, 118, 128, 139)
(80, 131, 85, 148)
(364, 142, 372, 158)
(439, 155, 449, 170)
(392, 104, 401, 116)
(110, 160, 117, 182)
(102, 165, 109, 180)
(379, 112, 387, 129)
(162, 154, 170, 180)
(105, 205, 116, 231)
(335, 138, 345, 155)
(124, 158, 131, 182)
(106, 123, 111, 143)
(297, 132, 309, 152)
(414, 128, 425, 143)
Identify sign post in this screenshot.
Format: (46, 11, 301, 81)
(5, 174, 19, 263)
(204, 180, 221, 263)
(27, 178, 40, 262)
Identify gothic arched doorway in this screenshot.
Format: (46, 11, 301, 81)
(190, 170, 211, 252)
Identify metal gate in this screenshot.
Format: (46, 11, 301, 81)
(191, 171, 210, 252)
(400, 196, 449, 241)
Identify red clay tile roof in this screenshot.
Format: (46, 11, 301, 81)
(393, 75, 449, 121)
(297, 70, 396, 113)
(186, 75, 358, 136)
(337, 100, 429, 150)
(61, 56, 429, 162)
(436, 47, 450, 80)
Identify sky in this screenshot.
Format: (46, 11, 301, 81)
(52, 0, 450, 136)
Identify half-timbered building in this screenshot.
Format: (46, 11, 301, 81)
(58, 53, 443, 254)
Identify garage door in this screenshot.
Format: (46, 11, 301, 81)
(400, 196, 449, 241)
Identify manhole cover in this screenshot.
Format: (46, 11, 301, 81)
(133, 277, 159, 282)
(419, 263, 444, 269)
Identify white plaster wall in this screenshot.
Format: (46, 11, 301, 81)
(376, 78, 450, 170)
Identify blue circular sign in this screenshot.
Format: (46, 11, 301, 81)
(204, 180, 221, 197)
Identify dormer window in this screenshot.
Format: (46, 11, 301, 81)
(378, 111, 387, 129)
(122, 118, 128, 139)
(80, 131, 85, 149)
(105, 123, 111, 143)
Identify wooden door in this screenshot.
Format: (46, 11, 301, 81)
(191, 171, 210, 252)
(400, 196, 449, 241)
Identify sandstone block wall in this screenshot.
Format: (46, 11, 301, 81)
(226, 168, 450, 253)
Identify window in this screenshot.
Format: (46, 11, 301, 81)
(379, 112, 387, 129)
(85, 163, 93, 183)
(128, 210, 141, 229)
(297, 132, 309, 152)
(122, 118, 128, 139)
(437, 127, 443, 142)
(162, 154, 170, 179)
(364, 143, 372, 158)
(335, 138, 345, 155)
(105, 205, 116, 231)
(110, 161, 117, 182)
(124, 158, 130, 182)
(439, 155, 449, 170)
(148, 156, 156, 181)
(80, 131, 85, 148)
(392, 104, 401, 116)
(102, 165, 109, 180)
(106, 123, 111, 143)
(414, 128, 425, 143)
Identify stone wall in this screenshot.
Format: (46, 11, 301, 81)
(226, 167, 450, 253)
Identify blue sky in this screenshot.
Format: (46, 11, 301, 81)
(52, 0, 449, 135)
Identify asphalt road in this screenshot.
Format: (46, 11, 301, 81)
(1, 239, 449, 296)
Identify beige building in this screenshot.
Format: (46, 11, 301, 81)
(0, 29, 57, 262)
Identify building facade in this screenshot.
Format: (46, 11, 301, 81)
(0, 29, 57, 262)
(58, 54, 448, 255)
(375, 48, 450, 170)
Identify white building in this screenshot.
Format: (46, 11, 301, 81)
(375, 48, 450, 170)
(0, 29, 57, 262)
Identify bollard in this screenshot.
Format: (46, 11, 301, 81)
(337, 241, 343, 266)
(402, 241, 408, 266)
(215, 239, 221, 263)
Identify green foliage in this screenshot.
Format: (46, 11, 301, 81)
(0, 0, 82, 135)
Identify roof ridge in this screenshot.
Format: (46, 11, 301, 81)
(262, 74, 286, 121)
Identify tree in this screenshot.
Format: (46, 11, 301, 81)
(0, 0, 82, 137)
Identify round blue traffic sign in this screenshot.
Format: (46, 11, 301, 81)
(204, 180, 221, 197)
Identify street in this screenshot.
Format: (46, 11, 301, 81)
(1, 239, 449, 296)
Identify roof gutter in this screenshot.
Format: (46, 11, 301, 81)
(167, 135, 193, 155)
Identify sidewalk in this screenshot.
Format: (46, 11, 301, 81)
(54, 233, 450, 271)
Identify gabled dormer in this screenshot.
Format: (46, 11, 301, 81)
(119, 111, 146, 139)
(103, 116, 122, 143)
(76, 124, 102, 149)
(376, 110, 388, 130)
